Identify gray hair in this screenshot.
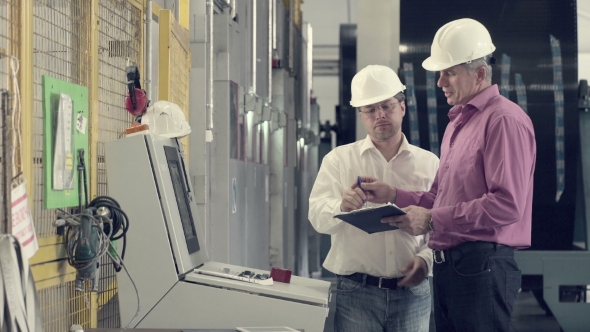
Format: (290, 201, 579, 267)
(462, 55, 493, 83)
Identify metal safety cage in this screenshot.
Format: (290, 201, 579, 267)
(32, 0, 93, 237)
(15, 0, 147, 330)
(30, 1, 97, 329)
(95, 0, 144, 328)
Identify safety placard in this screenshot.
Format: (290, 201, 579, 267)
(11, 182, 39, 259)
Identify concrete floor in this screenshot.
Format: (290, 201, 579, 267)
(322, 286, 562, 332)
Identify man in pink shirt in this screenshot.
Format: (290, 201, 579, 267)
(358, 18, 536, 331)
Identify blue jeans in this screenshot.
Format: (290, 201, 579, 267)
(334, 275, 431, 332)
(432, 242, 521, 332)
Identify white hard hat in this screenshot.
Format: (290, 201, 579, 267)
(141, 100, 191, 138)
(350, 65, 406, 107)
(422, 18, 496, 71)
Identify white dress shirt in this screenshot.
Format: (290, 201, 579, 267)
(309, 134, 439, 277)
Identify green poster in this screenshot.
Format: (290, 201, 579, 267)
(42, 75, 89, 209)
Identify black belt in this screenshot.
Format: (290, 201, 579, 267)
(433, 241, 513, 264)
(342, 272, 402, 289)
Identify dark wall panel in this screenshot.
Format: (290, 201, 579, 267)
(400, 0, 579, 250)
(337, 24, 358, 146)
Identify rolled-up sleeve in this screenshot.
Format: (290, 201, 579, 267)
(415, 233, 433, 276)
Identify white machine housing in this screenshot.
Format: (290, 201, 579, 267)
(105, 134, 330, 331)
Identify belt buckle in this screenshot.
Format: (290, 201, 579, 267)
(378, 277, 389, 289)
(433, 249, 445, 264)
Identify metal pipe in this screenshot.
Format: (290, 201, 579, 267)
(289, 0, 294, 73)
(268, 0, 272, 103)
(272, 0, 276, 50)
(145, 1, 153, 98)
(206, 0, 214, 130)
(231, 0, 236, 19)
(1, 90, 12, 234)
(306, 24, 313, 128)
(252, 0, 257, 95)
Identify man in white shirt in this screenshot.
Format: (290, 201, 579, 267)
(309, 65, 439, 332)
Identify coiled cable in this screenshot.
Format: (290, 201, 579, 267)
(88, 196, 130, 272)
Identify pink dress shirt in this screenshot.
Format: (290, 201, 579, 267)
(396, 85, 536, 250)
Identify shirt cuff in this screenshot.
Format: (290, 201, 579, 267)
(395, 188, 413, 208)
(431, 205, 455, 232)
(416, 249, 433, 277)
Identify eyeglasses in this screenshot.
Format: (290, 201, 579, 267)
(358, 101, 400, 116)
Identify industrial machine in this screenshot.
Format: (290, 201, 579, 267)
(105, 133, 330, 331)
(512, 81, 590, 331)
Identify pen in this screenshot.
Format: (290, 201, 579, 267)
(357, 176, 367, 207)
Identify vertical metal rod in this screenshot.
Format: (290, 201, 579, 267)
(145, 2, 153, 98)
(289, 0, 295, 73)
(252, 0, 257, 95)
(2, 90, 13, 234)
(306, 24, 313, 128)
(268, 0, 272, 103)
(206, 0, 214, 130)
(580, 109, 590, 249)
(272, 0, 277, 50)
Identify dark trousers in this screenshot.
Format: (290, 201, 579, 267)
(432, 242, 521, 332)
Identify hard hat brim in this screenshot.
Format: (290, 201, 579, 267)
(349, 88, 406, 108)
(422, 57, 456, 72)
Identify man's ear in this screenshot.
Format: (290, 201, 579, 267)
(400, 101, 406, 116)
(477, 66, 487, 83)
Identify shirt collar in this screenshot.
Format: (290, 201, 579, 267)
(448, 84, 499, 121)
(359, 134, 415, 158)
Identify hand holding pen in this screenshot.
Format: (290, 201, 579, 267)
(354, 176, 398, 205)
(339, 176, 369, 212)
(357, 176, 368, 208)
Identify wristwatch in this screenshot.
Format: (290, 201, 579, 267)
(428, 219, 435, 231)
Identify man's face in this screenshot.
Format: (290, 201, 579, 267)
(359, 97, 405, 142)
(437, 64, 481, 106)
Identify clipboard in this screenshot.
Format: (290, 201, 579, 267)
(334, 203, 406, 234)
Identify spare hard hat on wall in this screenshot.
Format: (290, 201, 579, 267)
(422, 18, 496, 71)
(141, 100, 191, 138)
(350, 65, 406, 107)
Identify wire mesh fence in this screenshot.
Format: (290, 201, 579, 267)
(97, 255, 121, 327)
(96, 0, 142, 327)
(0, 0, 20, 233)
(33, 0, 94, 330)
(169, 31, 190, 121)
(97, 0, 140, 197)
(12, 0, 197, 329)
(38, 281, 93, 332)
(32, 0, 93, 237)
(168, 19, 191, 158)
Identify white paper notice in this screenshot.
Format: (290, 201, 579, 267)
(76, 112, 87, 134)
(11, 182, 39, 259)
